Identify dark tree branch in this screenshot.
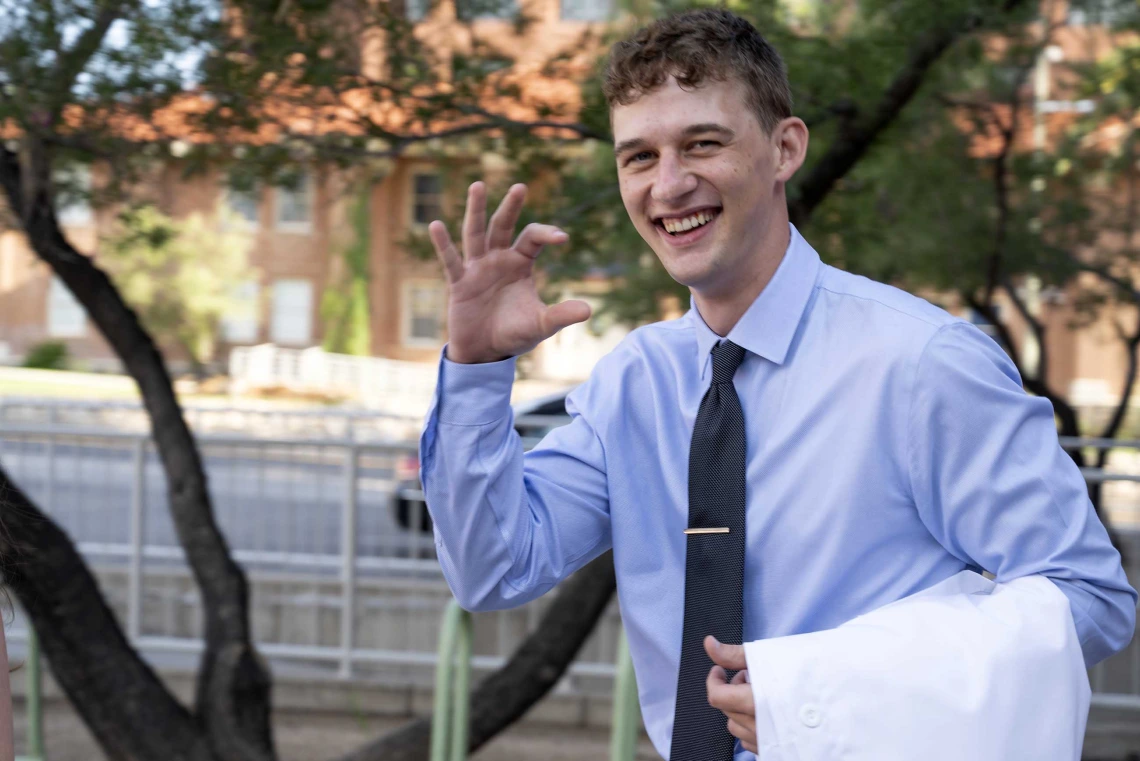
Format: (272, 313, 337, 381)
(47, 0, 132, 120)
(789, 0, 1037, 226)
(1072, 259, 1140, 303)
(0, 466, 215, 760)
(0, 144, 275, 761)
(334, 552, 618, 761)
(965, 291, 1082, 443)
(1000, 277, 1049, 382)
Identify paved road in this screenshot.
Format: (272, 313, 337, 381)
(0, 437, 434, 565)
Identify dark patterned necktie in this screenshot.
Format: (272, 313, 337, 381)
(670, 340, 748, 761)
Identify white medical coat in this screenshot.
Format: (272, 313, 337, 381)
(742, 571, 1091, 761)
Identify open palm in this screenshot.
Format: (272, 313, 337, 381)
(429, 182, 592, 365)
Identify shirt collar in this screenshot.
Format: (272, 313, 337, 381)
(689, 223, 821, 380)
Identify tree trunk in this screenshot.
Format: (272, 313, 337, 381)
(0, 144, 275, 761)
(0, 466, 215, 761)
(335, 552, 618, 761)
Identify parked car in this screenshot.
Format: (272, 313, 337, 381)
(392, 388, 576, 534)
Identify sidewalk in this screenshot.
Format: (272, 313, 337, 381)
(13, 700, 663, 761)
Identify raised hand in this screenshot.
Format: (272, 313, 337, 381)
(429, 181, 592, 364)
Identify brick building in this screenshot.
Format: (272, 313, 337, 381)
(0, 0, 1136, 404)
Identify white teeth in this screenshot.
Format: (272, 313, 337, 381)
(662, 211, 715, 234)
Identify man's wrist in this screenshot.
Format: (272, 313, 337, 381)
(445, 344, 512, 364)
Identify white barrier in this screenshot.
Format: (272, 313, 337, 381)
(229, 344, 438, 415)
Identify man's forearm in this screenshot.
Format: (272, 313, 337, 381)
(419, 351, 527, 611)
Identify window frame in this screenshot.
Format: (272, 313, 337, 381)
(46, 276, 87, 338)
(560, 0, 612, 22)
(222, 184, 262, 231)
(270, 278, 315, 346)
(454, 0, 518, 21)
(401, 279, 446, 348)
(409, 171, 444, 230)
(221, 280, 262, 344)
(274, 171, 314, 234)
(56, 164, 94, 228)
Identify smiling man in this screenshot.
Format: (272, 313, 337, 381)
(419, 9, 1136, 761)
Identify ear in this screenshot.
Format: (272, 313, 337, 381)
(772, 117, 809, 183)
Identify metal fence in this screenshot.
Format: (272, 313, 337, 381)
(0, 422, 625, 694)
(0, 396, 426, 442)
(0, 420, 1138, 706)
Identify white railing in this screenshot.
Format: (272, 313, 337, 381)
(1, 424, 1139, 705)
(0, 396, 424, 442)
(229, 344, 439, 416)
(0, 425, 623, 692)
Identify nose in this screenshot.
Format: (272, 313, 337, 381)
(650, 152, 698, 205)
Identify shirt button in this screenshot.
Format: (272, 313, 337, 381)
(799, 704, 822, 728)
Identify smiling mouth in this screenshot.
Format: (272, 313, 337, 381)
(653, 207, 722, 236)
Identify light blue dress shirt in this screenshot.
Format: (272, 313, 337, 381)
(419, 224, 1137, 760)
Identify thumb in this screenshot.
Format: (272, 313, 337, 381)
(541, 299, 592, 336)
(704, 635, 747, 671)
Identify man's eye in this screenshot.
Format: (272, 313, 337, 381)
(691, 140, 720, 150)
(629, 151, 654, 163)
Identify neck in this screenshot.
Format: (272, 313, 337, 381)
(692, 213, 791, 337)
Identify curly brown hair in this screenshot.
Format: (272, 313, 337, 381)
(602, 8, 793, 134)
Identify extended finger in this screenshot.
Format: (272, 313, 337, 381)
(428, 221, 464, 283)
(540, 299, 591, 338)
(724, 709, 754, 729)
(726, 718, 757, 747)
(487, 183, 527, 252)
(707, 671, 753, 714)
(513, 223, 568, 259)
(463, 182, 488, 261)
(731, 669, 749, 686)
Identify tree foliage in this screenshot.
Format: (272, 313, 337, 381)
(101, 206, 258, 372)
(0, 0, 1105, 759)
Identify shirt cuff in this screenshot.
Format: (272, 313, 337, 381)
(436, 344, 518, 426)
(744, 639, 807, 761)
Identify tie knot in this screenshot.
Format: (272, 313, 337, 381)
(710, 340, 745, 384)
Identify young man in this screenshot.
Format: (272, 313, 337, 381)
(421, 9, 1135, 760)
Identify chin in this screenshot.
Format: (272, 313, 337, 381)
(660, 259, 715, 290)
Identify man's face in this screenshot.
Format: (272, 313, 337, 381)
(612, 76, 787, 296)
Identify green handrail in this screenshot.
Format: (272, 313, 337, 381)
(609, 627, 641, 761)
(430, 599, 642, 761)
(16, 625, 45, 761)
(430, 600, 472, 761)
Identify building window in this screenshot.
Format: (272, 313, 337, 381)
(270, 279, 313, 345)
(47, 276, 86, 338)
(221, 280, 260, 343)
(411, 173, 442, 227)
(56, 164, 93, 228)
(275, 172, 312, 232)
(561, 0, 612, 21)
(455, 0, 516, 20)
(223, 185, 260, 229)
(1067, 0, 1125, 25)
(403, 282, 445, 346)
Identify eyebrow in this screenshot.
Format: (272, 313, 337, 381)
(613, 123, 736, 157)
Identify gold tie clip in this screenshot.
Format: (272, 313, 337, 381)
(683, 527, 730, 535)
